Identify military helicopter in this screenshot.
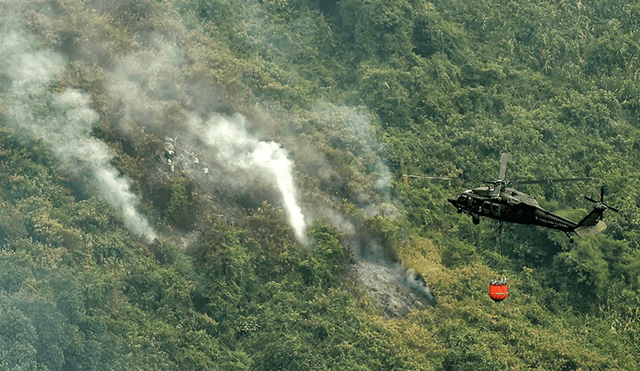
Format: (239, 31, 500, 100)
(406, 153, 618, 242)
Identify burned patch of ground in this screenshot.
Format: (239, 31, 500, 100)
(350, 259, 435, 318)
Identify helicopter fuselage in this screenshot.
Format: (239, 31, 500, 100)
(403, 153, 614, 240)
(448, 186, 580, 232)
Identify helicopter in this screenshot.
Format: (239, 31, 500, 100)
(405, 153, 618, 242)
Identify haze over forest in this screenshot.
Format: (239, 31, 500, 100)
(1, 0, 640, 369)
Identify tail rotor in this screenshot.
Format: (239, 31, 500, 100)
(585, 187, 619, 213)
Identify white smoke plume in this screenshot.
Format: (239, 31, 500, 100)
(103, 43, 309, 245)
(0, 20, 157, 243)
(198, 114, 308, 244)
(53, 91, 158, 242)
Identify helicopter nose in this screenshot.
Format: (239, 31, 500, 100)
(448, 197, 464, 213)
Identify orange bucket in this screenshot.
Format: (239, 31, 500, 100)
(489, 278, 508, 302)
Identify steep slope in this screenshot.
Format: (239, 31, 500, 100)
(1, 0, 640, 370)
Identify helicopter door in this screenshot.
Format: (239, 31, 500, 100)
(483, 201, 500, 217)
(483, 201, 492, 215)
(491, 202, 500, 217)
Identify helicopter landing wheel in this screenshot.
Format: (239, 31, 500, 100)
(472, 216, 480, 225)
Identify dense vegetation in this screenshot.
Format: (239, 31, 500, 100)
(1, 0, 639, 369)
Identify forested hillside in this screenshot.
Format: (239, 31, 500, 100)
(1, 0, 639, 369)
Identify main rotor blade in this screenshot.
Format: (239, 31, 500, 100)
(511, 177, 597, 186)
(497, 153, 509, 181)
(402, 174, 456, 181)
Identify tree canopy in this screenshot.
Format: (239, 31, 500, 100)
(1, 0, 640, 369)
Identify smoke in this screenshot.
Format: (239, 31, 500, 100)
(313, 103, 393, 193)
(405, 269, 436, 306)
(198, 113, 308, 244)
(104, 42, 309, 244)
(0, 16, 157, 243)
(307, 104, 435, 308)
(348, 234, 436, 309)
(1, 0, 433, 312)
(351, 260, 436, 317)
